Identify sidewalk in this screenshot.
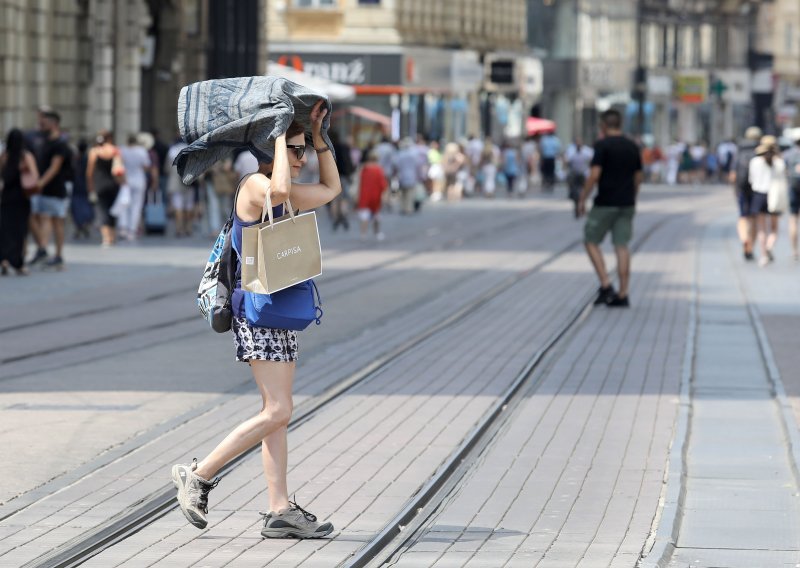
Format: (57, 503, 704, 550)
(6, 186, 797, 567)
(666, 215, 800, 567)
(391, 194, 702, 568)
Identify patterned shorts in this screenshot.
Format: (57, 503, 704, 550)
(232, 317, 299, 363)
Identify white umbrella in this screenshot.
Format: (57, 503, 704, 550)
(266, 62, 356, 103)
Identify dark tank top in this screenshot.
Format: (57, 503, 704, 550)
(94, 156, 118, 194)
(231, 202, 285, 317)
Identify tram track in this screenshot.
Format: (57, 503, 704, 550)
(0, 207, 549, 370)
(12, 192, 694, 567)
(342, 215, 671, 568)
(17, 211, 587, 568)
(0, 205, 541, 337)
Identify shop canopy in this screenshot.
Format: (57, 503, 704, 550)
(526, 117, 557, 136)
(266, 62, 356, 102)
(331, 106, 391, 129)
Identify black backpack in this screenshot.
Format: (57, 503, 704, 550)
(735, 143, 756, 191)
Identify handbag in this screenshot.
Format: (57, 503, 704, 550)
(244, 279, 323, 331)
(768, 176, 789, 214)
(241, 192, 322, 294)
(110, 184, 131, 218)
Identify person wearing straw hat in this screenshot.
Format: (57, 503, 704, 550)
(748, 136, 786, 266)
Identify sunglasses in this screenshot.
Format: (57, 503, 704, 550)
(286, 144, 306, 160)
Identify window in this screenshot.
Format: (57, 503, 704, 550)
(358, 0, 381, 4)
(786, 23, 795, 55)
(700, 24, 715, 67)
(294, 0, 335, 7)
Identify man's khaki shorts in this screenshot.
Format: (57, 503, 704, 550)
(584, 206, 635, 246)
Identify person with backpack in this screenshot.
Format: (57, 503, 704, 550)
(730, 126, 761, 260)
(171, 98, 341, 539)
(27, 109, 72, 270)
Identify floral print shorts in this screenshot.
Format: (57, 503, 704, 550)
(232, 317, 298, 363)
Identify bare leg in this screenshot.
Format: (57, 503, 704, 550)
(53, 218, 65, 258)
(614, 245, 631, 298)
(262, 429, 289, 512)
(195, 360, 294, 510)
(789, 214, 799, 259)
(766, 214, 779, 253)
(100, 224, 115, 245)
(29, 213, 45, 249)
(39, 216, 52, 252)
(755, 214, 767, 259)
(737, 216, 752, 253)
(584, 242, 611, 289)
(175, 210, 185, 236)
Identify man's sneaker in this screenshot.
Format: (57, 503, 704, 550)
(171, 459, 219, 529)
(28, 248, 47, 265)
(43, 256, 64, 270)
(607, 294, 630, 308)
(594, 285, 615, 305)
(260, 499, 333, 539)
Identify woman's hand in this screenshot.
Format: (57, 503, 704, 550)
(310, 100, 327, 138)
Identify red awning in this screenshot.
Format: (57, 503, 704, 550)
(526, 117, 557, 136)
(332, 106, 392, 128)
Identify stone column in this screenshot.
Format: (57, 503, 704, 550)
(87, 0, 115, 136)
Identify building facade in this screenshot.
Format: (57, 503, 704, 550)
(0, 0, 267, 144)
(267, 0, 532, 143)
(530, 0, 760, 146)
(758, 0, 800, 130)
(529, 0, 639, 145)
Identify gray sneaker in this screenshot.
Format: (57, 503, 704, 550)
(171, 458, 219, 529)
(260, 499, 333, 539)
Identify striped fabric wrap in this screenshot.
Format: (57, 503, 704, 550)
(173, 76, 335, 185)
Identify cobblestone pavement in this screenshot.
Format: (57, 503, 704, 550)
(2, 185, 799, 568)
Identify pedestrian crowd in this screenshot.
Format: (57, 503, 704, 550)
(0, 105, 583, 274)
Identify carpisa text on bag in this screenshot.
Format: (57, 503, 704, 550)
(277, 246, 302, 260)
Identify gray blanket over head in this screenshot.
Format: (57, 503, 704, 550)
(173, 76, 334, 185)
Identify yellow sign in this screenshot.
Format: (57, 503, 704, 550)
(675, 74, 708, 104)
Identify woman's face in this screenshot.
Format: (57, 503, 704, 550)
(286, 133, 307, 178)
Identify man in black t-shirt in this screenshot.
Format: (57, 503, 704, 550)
(577, 109, 643, 307)
(29, 110, 72, 269)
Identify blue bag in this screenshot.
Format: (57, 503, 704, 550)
(244, 279, 323, 331)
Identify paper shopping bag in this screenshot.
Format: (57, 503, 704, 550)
(241, 197, 322, 294)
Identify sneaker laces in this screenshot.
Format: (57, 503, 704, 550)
(196, 477, 219, 514)
(289, 496, 317, 523)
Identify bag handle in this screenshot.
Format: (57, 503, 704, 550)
(260, 189, 296, 229)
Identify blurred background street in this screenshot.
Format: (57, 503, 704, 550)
(2, 1, 800, 568)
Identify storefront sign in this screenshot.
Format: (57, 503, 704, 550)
(518, 57, 543, 98)
(712, 69, 750, 104)
(675, 72, 708, 104)
(580, 61, 631, 92)
(647, 74, 672, 97)
(450, 51, 484, 93)
(271, 53, 402, 85)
